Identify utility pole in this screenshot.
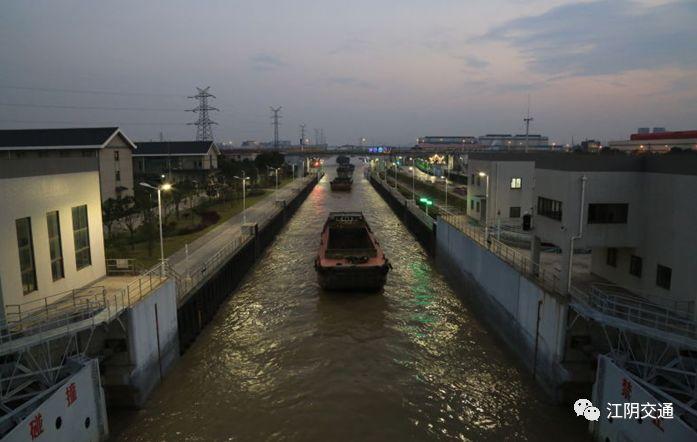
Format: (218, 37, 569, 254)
(187, 87, 219, 141)
(300, 124, 306, 150)
(271, 106, 282, 150)
(524, 95, 533, 153)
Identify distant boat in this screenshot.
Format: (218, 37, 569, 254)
(315, 212, 390, 291)
(330, 176, 352, 191)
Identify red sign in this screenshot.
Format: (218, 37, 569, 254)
(621, 378, 632, 400)
(29, 413, 43, 440)
(66, 382, 77, 406)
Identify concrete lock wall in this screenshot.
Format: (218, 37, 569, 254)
(3, 359, 108, 442)
(177, 175, 319, 351)
(435, 219, 570, 400)
(123, 279, 179, 408)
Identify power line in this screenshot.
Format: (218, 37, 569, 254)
(187, 86, 219, 141)
(0, 119, 188, 126)
(0, 102, 186, 112)
(0, 84, 185, 97)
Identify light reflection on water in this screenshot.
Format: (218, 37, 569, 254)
(112, 165, 587, 441)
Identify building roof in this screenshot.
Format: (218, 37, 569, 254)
(0, 127, 135, 150)
(468, 151, 697, 175)
(630, 130, 697, 141)
(134, 141, 219, 156)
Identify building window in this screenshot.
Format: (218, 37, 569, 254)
(629, 255, 642, 278)
(476, 201, 480, 212)
(537, 197, 563, 221)
(476, 175, 481, 186)
(114, 150, 120, 161)
(509, 207, 521, 218)
(115, 170, 121, 182)
(81, 150, 93, 157)
(606, 248, 617, 267)
(510, 177, 522, 189)
(588, 203, 628, 224)
(470, 174, 474, 185)
(16, 217, 37, 294)
(470, 199, 474, 210)
(656, 265, 671, 290)
(47, 211, 65, 281)
(72, 205, 91, 270)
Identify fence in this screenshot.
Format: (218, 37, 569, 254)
(0, 262, 169, 348)
(440, 213, 697, 342)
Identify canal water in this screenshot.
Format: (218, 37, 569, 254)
(112, 164, 588, 441)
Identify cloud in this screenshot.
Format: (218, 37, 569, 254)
(479, 0, 697, 76)
(249, 53, 287, 72)
(326, 76, 375, 89)
(456, 54, 490, 69)
(329, 38, 369, 55)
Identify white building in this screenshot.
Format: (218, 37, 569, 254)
(463, 151, 697, 316)
(608, 129, 697, 152)
(0, 130, 109, 316)
(133, 140, 220, 182)
(478, 133, 550, 150)
(465, 153, 536, 226)
(0, 127, 136, 202)
(531, 153, 697, 313)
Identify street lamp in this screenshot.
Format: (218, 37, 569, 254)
(233, 172, 251, 224)
(267, 166, 280, 199)
(409, 161, 415, 201)
(478, 171, 489, 241)
(139, 182, 172, 275)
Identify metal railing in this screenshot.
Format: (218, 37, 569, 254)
(570, 284, 697, 340)
(172, 233, 252, 301)
(0, 262, 169, 348)
(106, 258, 138, 275)
(439, 213, 697, 342)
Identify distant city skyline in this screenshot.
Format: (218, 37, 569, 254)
(1, 0, 696, 145)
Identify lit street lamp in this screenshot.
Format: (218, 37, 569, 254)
(478, 171, 489, 240)
(233, 172, 251, 224)
(139, 181, 172, 275)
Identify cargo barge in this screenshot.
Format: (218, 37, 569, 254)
(315, 212, 390, 291)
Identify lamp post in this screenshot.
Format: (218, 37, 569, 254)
(268, 166, 279, 199)
(478, 171, 489, 241)
(233, 172, 250, 224)
(409, 157, 415, 201)
(139, 182, 172, 275)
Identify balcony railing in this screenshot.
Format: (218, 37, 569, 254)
(0, 262, 169, 350)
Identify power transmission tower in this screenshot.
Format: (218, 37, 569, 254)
(270, 106, 282, 150)
(320, 128, 325, 146)
(187, 87, 219, 141)
(299, 124, 306, 150)
(314, 128, 320, 146)
(524, 96, 533, 153)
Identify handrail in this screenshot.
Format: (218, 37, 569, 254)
(438, 212, 697, 342)
(0, 262, 169, 347)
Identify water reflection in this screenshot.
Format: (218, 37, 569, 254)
(111, 164, 587, 441)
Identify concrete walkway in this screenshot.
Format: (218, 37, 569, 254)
(167, 176, 315, 276)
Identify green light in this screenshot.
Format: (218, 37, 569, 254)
(419, 197, 433, 206)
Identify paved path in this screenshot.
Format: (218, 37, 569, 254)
(168, 176, 316, 276)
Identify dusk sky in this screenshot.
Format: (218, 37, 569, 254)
(1, 0, 696, 145)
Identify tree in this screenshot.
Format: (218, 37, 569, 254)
(118, 196, 138, 250)
(133, 187, 156, 256)
(102, 198, 122, 239)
